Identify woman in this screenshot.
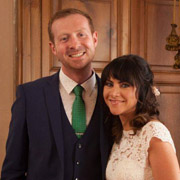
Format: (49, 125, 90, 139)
(102, 54, 180, 180)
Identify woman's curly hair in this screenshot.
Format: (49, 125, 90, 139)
(101, 54, 160, 143)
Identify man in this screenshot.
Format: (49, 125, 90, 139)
(1, 8, 112, 180)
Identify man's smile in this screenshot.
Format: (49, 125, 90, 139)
(69, 51, 86, 58)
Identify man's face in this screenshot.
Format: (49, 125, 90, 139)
(49, 14, 98, 76)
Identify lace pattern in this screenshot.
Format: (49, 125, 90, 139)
(106, 121, 176, 180)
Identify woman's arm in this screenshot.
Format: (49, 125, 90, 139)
(149, 137, 180, 180)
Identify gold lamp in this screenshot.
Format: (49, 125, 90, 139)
(165, 0, 180, 68)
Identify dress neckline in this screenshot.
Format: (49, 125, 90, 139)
(123, 129, 134, 137)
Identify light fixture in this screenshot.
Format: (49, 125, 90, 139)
(165, 0, 180, 68)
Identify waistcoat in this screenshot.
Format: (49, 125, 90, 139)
(60, 96, 102, 180)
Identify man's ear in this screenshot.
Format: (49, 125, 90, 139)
(49, 41, 56, 55)
(93, 31, 98, 48)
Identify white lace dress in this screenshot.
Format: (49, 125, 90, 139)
(106, 121, 176, 180)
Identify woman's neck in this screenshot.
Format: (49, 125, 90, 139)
(120, 113, 135, 131)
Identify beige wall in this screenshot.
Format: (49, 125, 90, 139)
(0, 0, 15, 174)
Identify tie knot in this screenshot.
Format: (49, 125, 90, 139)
(73, 85, 83, 96)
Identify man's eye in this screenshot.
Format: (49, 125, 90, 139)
(79, 33, 85, 37)
(60, 37, 68, 42)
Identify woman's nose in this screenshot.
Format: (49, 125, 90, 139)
(110, 87, 120, 97)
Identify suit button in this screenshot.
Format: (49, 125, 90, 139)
(75, 178, 79, 180)
(76, 161, 80, 165)
(78, 144, 82, 149)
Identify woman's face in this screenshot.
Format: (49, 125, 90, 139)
(103, 77, 138, 119)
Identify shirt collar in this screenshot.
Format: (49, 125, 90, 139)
(59, 69, 96, 95)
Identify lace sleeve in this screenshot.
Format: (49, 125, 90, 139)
(142, 121, 176, 154)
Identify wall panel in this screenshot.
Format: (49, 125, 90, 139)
(41, 0, 118, 75)
(131, 0, 180, 163)
(158, 92, 180, 161)
(0, 0, 15, 174)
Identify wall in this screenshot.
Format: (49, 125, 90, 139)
(0, 0, 15, 174)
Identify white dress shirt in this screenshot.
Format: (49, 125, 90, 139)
(59, 69, 98, 126)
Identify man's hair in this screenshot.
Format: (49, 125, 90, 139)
(48, 8, 95, 44)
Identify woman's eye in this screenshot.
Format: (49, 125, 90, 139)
(121, 83, 130, 88)
(105, 81, 113, 87)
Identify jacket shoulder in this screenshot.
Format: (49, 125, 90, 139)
(17, 71, 59, 95)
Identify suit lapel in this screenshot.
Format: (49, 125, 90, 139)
(44, 71, 64, 175)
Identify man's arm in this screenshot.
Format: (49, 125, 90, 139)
(1, 85, 28, 180)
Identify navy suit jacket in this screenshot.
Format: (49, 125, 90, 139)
(1, 71, 112, 180)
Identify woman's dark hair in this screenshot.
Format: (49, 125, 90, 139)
(101, 54, 160, 143)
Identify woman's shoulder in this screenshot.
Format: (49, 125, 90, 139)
(142, 120, 166, 131)
(140, 120, 176, 152)
(141, 120, 170, 138)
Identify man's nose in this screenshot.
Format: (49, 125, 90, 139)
(68, 36, 80, 49)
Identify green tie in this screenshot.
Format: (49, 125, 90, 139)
(72, 85, 86, 138)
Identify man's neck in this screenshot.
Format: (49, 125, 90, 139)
(61, 68, 93, 84)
